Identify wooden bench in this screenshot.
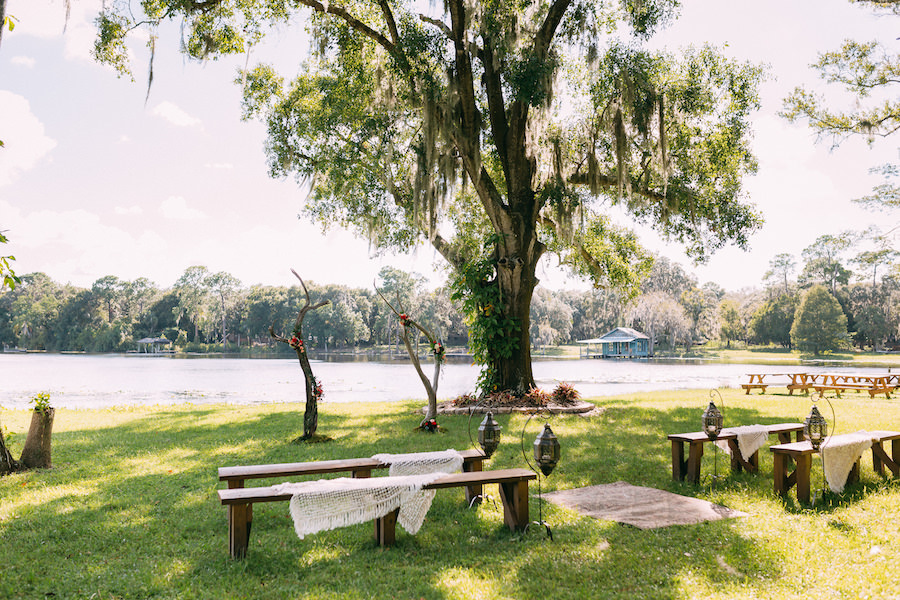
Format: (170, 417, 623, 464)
(669, 423, 805, 484)
(769, 430, 900, 504)
(218, 468, 536, 558)
(741, 374, 769, 394)
(812, 384, 894, 398)
(219, 448, 489, 504)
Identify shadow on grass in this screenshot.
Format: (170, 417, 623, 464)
(2, 399, 899, 599)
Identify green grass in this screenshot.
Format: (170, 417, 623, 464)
(2, 389, 900, 599)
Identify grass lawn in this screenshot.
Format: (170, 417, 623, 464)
(2, 388, 900, 599)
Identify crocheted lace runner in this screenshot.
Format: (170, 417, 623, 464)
(276, 450, 464, 539)
(715, 425, 769, 462)
(822, 431, 873, 493)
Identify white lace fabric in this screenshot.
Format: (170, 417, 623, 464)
(822, 431, 873, 493)
(716, 425, 769, 462)
(277, 450, 464, 540)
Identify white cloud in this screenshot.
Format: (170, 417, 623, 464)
(10, 55, 36, 68)
(0, 91, 57, 187)
(151, 101, 202, 128)
(7, 0, 105, 62)
(115, 205, 144, 216)
(160, 196, 207, 220)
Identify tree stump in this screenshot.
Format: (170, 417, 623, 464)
(19, 408, 54, 469)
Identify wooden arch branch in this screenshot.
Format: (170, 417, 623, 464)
(270, 269, 330, 442)
(375, 283, 444, 425)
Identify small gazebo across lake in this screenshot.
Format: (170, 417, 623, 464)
(578, 327, 651, 358)
(135, 337, 174, 354)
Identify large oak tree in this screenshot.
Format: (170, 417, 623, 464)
(95, 0, 762, 394)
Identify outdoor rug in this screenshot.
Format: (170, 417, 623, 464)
(543, 481, 748, 529)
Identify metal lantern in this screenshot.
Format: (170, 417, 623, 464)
(533, 423, 561, 476)
(804, 405, 828, 451)
(701, 401, 724, 440)
(477, 411, 502, 458)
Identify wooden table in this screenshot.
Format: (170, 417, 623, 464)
(668, 423, 804, 483)
(742, 373, 815, 395)
(769, 430, 900, 504)
(811, 373, 896, 398)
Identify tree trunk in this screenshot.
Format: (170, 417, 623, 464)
(492, 216, 540, 394)
(0, 418, 18, 475)
(296, 352, 319, 439)
(19, 408, 54, 470)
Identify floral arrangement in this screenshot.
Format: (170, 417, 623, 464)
(311, 379, 324, 400)
(289, 335, 306, 353)
(399, 313, 411, 328)
(421, 417, 438, 432)
(430, 340, 445, 364)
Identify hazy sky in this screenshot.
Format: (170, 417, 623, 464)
(1, 0, 897, 292)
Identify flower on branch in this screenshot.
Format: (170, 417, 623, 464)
(430, 341, 445, 364)
(289, 335, 306, 352)
(399, 313, 411, 327)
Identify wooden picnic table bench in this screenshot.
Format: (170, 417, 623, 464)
(741, 373, 770, 394)
(219, 448, 489, 503)
(742, 373, 817, 395)
(218, 467, 536, 558)
(769, 430, 900, 504)
(668, 423, 805, 484)
(811, 373, 895, 398)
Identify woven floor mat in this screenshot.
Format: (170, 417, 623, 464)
(543, 481, 748, 529)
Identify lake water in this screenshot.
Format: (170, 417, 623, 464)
(0, 353, 895, 410)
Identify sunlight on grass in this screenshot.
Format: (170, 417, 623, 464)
(3, 388, 900, 598)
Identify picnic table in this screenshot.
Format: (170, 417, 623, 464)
(811, 373, 895, 398)
(742, 373, 815, 395)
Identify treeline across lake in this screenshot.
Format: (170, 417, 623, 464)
(3, 248, 900, 355)
(0, 265, 630, 354)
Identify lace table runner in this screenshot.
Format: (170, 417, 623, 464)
(275, 473, 447, 539)
(822, 431, 873, 493)
(277, 450, 464, 540)
(715, 425, 769, 462)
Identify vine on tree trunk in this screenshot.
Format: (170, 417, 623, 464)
(449, 238, 521, 396)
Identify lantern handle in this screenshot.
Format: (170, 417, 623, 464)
(709, 388, 724, 413)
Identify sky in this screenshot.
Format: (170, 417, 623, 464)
(0, 0, 897, 293)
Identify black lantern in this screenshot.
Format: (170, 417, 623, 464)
(701, 401, 724, 441)
(804, 405, 828, 451)
(477, 412, 502, 458)
(533, 423, 561, 477)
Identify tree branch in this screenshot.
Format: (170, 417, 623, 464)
(293, 0, 396, 52)
(378, 0, 400, 44)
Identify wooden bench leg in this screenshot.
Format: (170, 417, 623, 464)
(227, 503, 253, 559)
(374, 508, 399, 547)
(463, 458, 484, 505)
(846, 460, 860, 487)
(773, 451, 790, 497)
(795, 454, 812, 504)
(671, 441, 687, 481)
(872, 440, 900, 477)
(498, 480, 529, 531)
(686, 441, 704, 484)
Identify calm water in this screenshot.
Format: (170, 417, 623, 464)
(0, 353, 894, 410)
